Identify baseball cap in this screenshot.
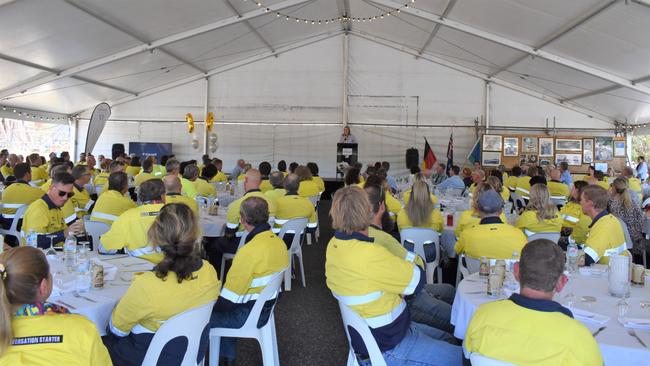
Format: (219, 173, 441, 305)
(477, 190, 504, 214)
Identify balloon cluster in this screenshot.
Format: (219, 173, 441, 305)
(186, 112, 218, 152)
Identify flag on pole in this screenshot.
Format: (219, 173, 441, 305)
(468, 137, 481, 164)
(446, 133, 453, 175)
(423, 137, 437, 170)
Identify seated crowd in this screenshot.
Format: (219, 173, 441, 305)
(0, 146, 648, 365)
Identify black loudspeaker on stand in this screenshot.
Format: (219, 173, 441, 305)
(112, 143, 125, 160)
(405, 148, 419, 171)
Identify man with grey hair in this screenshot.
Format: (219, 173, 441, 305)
(274, 173, 317, 238)
(230, 158, 246, 182)
(264, 171, 286, 201)
(210, 196, 288, 365)
(165, 158, 197, 198)
(464, 239, 602, 364)
(163, 174, 198, 214)
(455, 190, 527, 259)
(182, 164, 200, 182)
(431, 163, 448, 185)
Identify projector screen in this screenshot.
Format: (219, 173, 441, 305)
(129, 142, 172, 160)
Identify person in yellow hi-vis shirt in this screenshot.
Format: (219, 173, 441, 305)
(326, 186, 461, 365)
(164, 159, 197, 198)
(0, 247, 112, 365)
(209, 196, 288, 364)
(0, 163, 44, 234)
(101, 179, 166, 263)
(27, 154, 48, 186)
(580, 185, 629, 265)
(397, 180, 443, 233)
(103, 203, 219, 366)
(515, 184, 563, 237)
(559, 181, 592, 246)
(464, 239, 602, 365)
(90, 172, 136, 226)
(162, 175, 198, 216)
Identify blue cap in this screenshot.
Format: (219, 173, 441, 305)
(477, 190, 504, 214)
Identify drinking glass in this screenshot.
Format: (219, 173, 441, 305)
(44, 234, 58, 257)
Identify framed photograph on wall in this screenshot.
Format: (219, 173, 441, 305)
(503, 137, 519, 157)
(482, 151, 501, 166)
(522, 137, 537, 153)
(482, 135, 503, 152)
(555, 138, 582, 151)
(520, 154, 538, 164)
(539, 138, 554, 157)
(556, 153, 582, 166)
(614, 140, 626, 157)
(583, 139, 594, 164)
(595, 137, 613, 161)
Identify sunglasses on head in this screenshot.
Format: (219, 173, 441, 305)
(56, 188, 74, 198)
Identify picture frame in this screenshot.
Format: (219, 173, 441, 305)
(539, 138, 554, 157)
(555, 138, 582, 151)
(595, 136, 613, 161)
(482, 135, 502, 152)
(614, 140, 626, 157)
(555, 153, 582, 166)
(481, 151, 501, 166)
(583, 139, 594, 165)
(522, 137, 537, 153)
(503, 137, 519, 157)
(520, 154, 538, 164)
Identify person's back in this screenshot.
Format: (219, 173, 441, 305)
(274, 196, 316, 229)
(581, 185, 629, 265)
(0, 163, 44, 221)
(91, 172, 136, 225)
(516, 210, 563, 235)
(194, 177, 217, 197)
(397, 181, 442, 232)
(454, 209, 507, 238)
(164, 194, 198, 215)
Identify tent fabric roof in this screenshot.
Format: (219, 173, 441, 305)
(1, 0, 649, 125)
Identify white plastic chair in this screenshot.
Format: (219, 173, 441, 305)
(550, 196, 567, 208)
(220, 231, 248, 281)
(2, 204, 28, 243)
(527, 232, 561, 243)
(333, 293, 387, 366)
(141, 301, 216, 366)
(469, 353, 516, 366)
(616, 217, 634, 251)
(400, 228, 441, 284)
(94, 185, 104, 196)
(209, 270, 286, 366)
(277, 218, 308, 291)
(456, 254, 481, 286)
(306, 194, 320, 245)
(83, 219, 111, 253)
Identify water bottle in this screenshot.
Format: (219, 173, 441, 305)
(567, 242, 579, 273)
(63, 234, 77, 272)
(24, 229, 37, 248)
(75, 242, 91, 293)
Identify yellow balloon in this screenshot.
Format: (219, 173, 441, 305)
(186, 113, 194, 134)
(206, 112, 215, 132)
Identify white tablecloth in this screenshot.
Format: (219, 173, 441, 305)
(200, 212, 228, 237)
(48, 255, 153, 336)
(451, 272, 650, 365)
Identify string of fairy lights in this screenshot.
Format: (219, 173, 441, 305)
(248, 0, 416, 25)
(0, 105, 68, 122)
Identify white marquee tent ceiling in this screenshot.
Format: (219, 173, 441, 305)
(1, 0, 650, 126)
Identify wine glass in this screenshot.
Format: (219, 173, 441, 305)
(44, 234, 58, 257)
(617, 281, 631, 321)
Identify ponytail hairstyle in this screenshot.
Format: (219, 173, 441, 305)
(148, 203, 201, 283)
(486, 176, 503, 194)
(471, 182, 495, 212)
(527, 183, 558, 221)
(0, 247, 50, 356)
(612, 177, 633, 209)
(405, 180, 434, 227)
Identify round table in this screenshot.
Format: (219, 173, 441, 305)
(48, 255, 153, 336)
(451, 271, 650, 365)
(200, 211, 228, 237)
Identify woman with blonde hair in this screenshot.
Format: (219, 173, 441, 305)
(559, 180, 592, 245)
(0, 247, 111, 364)
(455, 182, 507, 238)
(397, 180, 443, 233)
(609, 177, 645, 258)
(104, 203, 220, 365)
(295, 165, 321, 197)
(516, 183, 563, 236)
(403, 173, 438, 205)
(486, 175, 509, 202)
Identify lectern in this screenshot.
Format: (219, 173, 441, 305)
(336, 143, 358, 179)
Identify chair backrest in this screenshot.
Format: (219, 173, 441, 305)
(616, 217, 634, 250)
(240, 270, 286, 330)
(307, 195, 319, 208)
(277, 218, 308, 250)
(6, 204, 29, 239)
(195, 196, 209, 206)
(334, 294, 387, 366)
(400, 228, 439, 264)
(527, 232, 561, 243)
(236, 231, 249, 251)
(141, 301, 216, 366)
(550, 196, 567, 208)
(83, 219, 111, 252)
(469, 353, 516, 366)
(458, 254, 482, 278)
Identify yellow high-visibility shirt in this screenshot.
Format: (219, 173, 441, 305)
(165, 194, 199, 215)
(101, 203, 165, 263)
(596, 180, 610, 190)
(504, 175, 518, 191)
(1, 311, 112, 366)
(312, 176, 325, 193)
(396, 207, 443, 233)
(628, 177, 642, 195)
(464, 294, 602, 366)
(515, 176, 531, 197)
(220, 228, 288, 305)
(298, 180, 321, 197)
(30, 166, 48, 186)
(559, 202, 591, 244)
(584, 212, 628, 264)
(22, 196, 67, 246)
(385, 192, 402, 218)
(209, 171, 228, 183)
(0, 165, 13, 177)
(179, 176, 198, 198)
(260, 179, 273, 193)
(515, 210, 563, 235)
(194, 178, 217, 197)
(454, 210, 508, 238)
(125, 166, 141, 177)
(90, 190, 136, 226)
(274, 194, 317, 229)
(151, 164, 165, 177)
(93, 172, 109, 188)
(368, 226, 424, 268)
(264, 188, 286, 201)
(548, 180, 569, 199)
(455, 217, 527, 259)
(110, 260, 219, 336)
(1, 182, 44, 216)
(226, 190, 277, 232)
(71, 185, 94, 218)
(499, 188, 509, 202)
(134, 172, 158, 187)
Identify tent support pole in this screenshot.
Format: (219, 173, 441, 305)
(484, 82, 491, 134)
(342, 33, 349, 126)
(203, 77, 210, 155)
